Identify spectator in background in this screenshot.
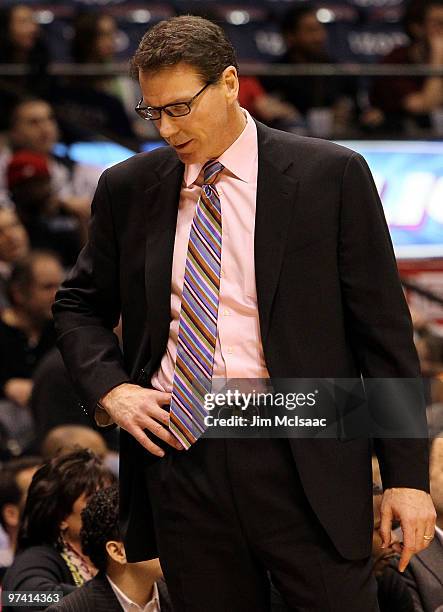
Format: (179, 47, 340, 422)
(71, 12, 117, 66)
(41, 426, 108, 462)
(50, 11, 137, 148)
(398, 436, 443, 611)
(0, 457, 40, 576)
(370, 0, 443, 132)
(413, 319, 443, 430)
(372, 484, 415, 612)
(262, 5, 354, 135)
(0, 97, 99, 219)
(0, 4, 50, 121)
(238, 76, 299, 128)
(40, 425, 119, 477)
(30, 348, 119, 452)
(7, 151, 85, 266)
(416, 326, 443, 379)
(0, 5, 45, 66)
(0, 207, 30, 308)
(70, 12, 145, 139)
(46, 486, 171, 611)
(0, 251, 62, 408)
(2, 450, 115, 612)
(430, 436, 443, 532)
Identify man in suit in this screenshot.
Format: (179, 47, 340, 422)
(45, 485, 171, 612)
(53, 15, 436, 611)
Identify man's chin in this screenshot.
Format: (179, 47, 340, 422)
(175, 149, 199, 164)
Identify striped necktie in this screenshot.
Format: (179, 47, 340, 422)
(169, 160, 224, 449)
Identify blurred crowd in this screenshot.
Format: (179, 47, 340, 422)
(0, 0, 443, 145)
(0, 0, 442, 610)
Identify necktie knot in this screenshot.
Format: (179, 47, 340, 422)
(203, 160, 224, 185)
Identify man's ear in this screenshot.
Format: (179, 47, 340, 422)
(106, 540, 127, 565)
(222, 65, 239, 103)
(2, 504, 20, 529)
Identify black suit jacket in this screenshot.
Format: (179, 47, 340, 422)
(44, 573, 172, 612)
(401, 532, 443, 611)
(53, 121, 429, 562)
(2, 546, 76, 612)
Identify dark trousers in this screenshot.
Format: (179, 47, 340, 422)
(145, 438, 379, 612)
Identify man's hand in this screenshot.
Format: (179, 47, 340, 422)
(99, 383, 183, 456)
(380, 488, 437, 572)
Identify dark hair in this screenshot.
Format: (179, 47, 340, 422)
(80, 485, 120, 573)
(71, 11, 112, 64)
(403, 0, 443, 37)
(5, 95, 50, 131)
(0, 457, 41, 531)
(130, 15, 238, 83)
(281, 6, 317, 37)
(17, 449, 115, 551)
(6, 250, 61, 306)
(0, 5, 48, 67)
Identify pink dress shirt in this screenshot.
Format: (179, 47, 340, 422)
(151, 110, 269, 392)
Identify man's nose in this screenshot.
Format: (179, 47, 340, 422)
(157, 113, 178, 140)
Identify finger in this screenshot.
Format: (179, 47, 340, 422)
(149, 390, 172, 405)
(415, 519, 427, 554)
(379, 504, 393, 548)
(146, 403, 171, 427)
(398, 522, 417, 572)
(422, 520, 436, 549)
(398, 544, 415, 573)
(144, 416, 183, 450)
(130, 425, 165, 457)
(143, 405, 184, 449)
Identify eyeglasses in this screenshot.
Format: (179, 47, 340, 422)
(135, 82, 212, 121)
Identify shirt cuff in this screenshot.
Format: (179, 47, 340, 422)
(95, 402, 114, 427)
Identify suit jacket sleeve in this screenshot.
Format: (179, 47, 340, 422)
(52, 170, 130, 417)
(338, 152, 429, 492)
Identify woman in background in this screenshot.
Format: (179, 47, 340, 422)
(2, 449, 115, 612)
(0, 4, 50, 122)
(73, 10, 155, 141)
(51, 11, 139, 146)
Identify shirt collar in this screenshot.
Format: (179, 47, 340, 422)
(107, 575, 160, 611)
(183, 109, 257, 187)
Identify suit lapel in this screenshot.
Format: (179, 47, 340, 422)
(144, 154, 184, 369)
(255, 122, 299, 346)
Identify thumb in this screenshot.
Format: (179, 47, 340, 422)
(380, 502, 393, 549)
